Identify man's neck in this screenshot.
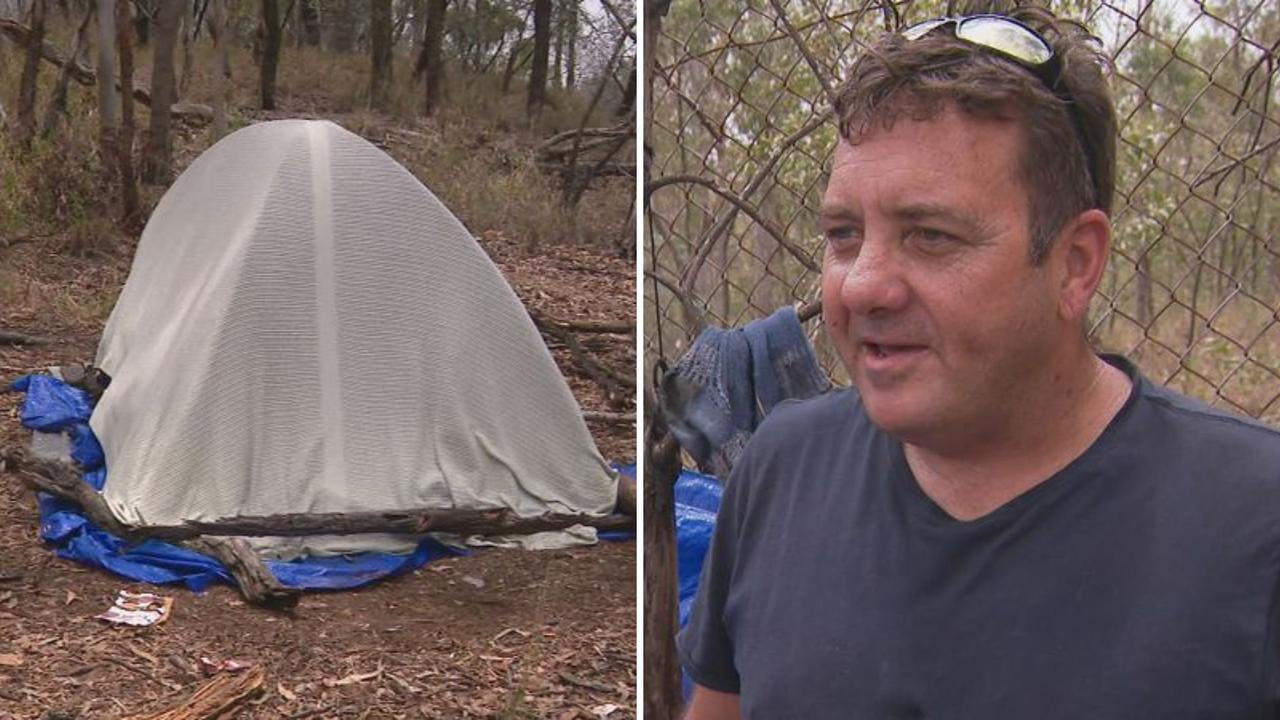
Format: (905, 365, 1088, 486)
(903, 353, 1133, 521)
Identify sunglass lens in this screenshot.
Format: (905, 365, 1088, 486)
(958, 17, 1053, 64)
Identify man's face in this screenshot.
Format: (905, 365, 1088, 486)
(820, 106, 1064, 448)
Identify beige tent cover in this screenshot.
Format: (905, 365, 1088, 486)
(90, 120, 617, 557)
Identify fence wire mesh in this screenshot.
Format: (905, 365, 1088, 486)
(645, 0, 1280, 423)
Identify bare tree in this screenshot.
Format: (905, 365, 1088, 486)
(565, 0, 576, 89)
(142, 0, 182, 184)
(553, 6, 563, 89)
(132, 0, 152, 45)
(41, 1, 94, 137)
(527, 0, 551, 121)
(410, 0, 425, 60)
(179, 0, 196, 96)
(615, 63, 634, 118)
(260, 0, 282, 109)
(420, 0, 446, 116)
(209, 0, 231, 139)
(327, 0, 356, 52)
(14, 0, 46, 148)
(298, 0, 320, 46)
(370, 0, 392, 109)
(97, 0, 119, 173)
(116, 0, 140, 226)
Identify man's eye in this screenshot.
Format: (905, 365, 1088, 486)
(824, 227, 861, 250)
(909, 228, 958, 247)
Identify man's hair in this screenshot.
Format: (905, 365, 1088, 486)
(832, 2, 1116, 264)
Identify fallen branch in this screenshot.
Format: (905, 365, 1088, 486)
(123, 666, 266, 720)
(541, 160, 636, 179)
(528, 308, 634, 336)
(1, 448, 635, 542)
(0, 18, 212, 124)
(184, 538, 299, 610)
(153, 508, 634, 539)
(0, 329, 50, 346)
(531, 313, 635, 406)
(1, 449, 130, 537)
(537, 124, 631, 155)
(583, 410, 635, 424)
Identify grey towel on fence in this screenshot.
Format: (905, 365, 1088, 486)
(664, 306, 830, 478)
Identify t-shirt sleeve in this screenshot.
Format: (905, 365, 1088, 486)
(677, 462, 750, 694)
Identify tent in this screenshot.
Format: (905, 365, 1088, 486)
(78, 118, 619, 560)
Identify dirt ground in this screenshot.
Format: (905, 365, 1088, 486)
(0, 211, 637, 718)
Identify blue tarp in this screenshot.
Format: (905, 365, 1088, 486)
(673, 469, 722, 627)
(11, 374, 636, 591)
(666, 467, 724, 698)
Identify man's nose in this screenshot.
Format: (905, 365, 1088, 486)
(837, 234, 910, 316)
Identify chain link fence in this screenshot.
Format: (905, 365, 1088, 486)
(645, 0, 1280, 423)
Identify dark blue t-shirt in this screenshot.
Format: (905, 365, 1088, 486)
(679, 356, 1280, 718)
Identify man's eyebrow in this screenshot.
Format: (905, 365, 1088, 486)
(891, 203, 996, 236)
(818, 205, 861, 223)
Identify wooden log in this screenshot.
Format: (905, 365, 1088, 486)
(0, 448, 635, 541)
(123, 666, 266, 720)
(616, 474, 636, 516)
(527, 308, 634, 336)
(146, 508, 634, 539)
(0, 18, 213, 124)
(531, 312, 635, 406)
(3, 447, 633, 609)
(1, 448, 133, 538)
(0, 329, 50, 346)
(537, 124, 631, 153)
(184, 538, 299, 610)
(583, 410, 635, 424)
(643, 416, 684, 718)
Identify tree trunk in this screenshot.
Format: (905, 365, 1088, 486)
(527, 0, 550, 121)
(643, 429, 684, 720)
(259, 0, 281, 109)
(552, 5, 562, 89)
(0, 17, 213, 123)
(326, 0, 356, 52)
(179, 0, 195, 97)
(501, 40, 526, 93)
(421, 0, 446, 116)
(616, 62, 635, 118)
(369, 0, 392, 109)
(141, 0, 182, 184)
(410, 0, 424, 61)
(565, 1, 576, 89)
(298, 0, 319, 46)
(14, 0, 45, 148)
(116, 0, 140, 227)
(209, 0, 230, 139)
(40, 0, 93, 137)
(96, 0, 118, 174)
(133, 0, 151, 45)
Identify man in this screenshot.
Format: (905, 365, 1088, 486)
(678, 5, 1280, 718)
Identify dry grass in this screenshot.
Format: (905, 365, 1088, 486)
(1, 21, 634, 258)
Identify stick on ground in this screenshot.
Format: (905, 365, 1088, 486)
(123, 666, 266, 720)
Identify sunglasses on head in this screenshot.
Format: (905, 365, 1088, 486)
(901, 14, 1098, 207)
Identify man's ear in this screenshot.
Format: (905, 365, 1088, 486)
(1053, 209, 1112, 324)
